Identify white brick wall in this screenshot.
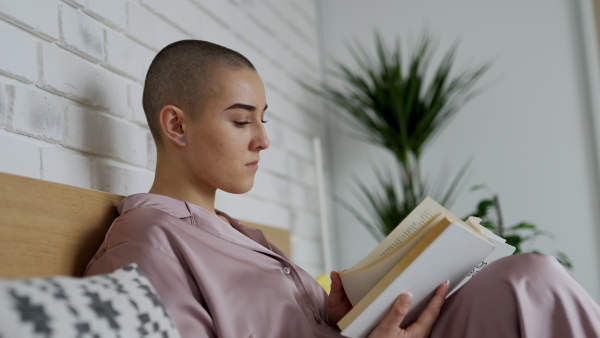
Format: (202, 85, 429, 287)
(40, 43, 128, 116)
(91, 160, 153, 195)
(0, 131, 41, 179)
(41, 146, 91, 188)
(105, 30, 154, 81)
(0, 0, 59, 40)
(59, 3, 105, 62)
(0, 81, 7, 127)
(0, 0, 329, 276)
(86, 0, 126, 30)
(8, 84, 63, 142)
(63, 104, 147, 166)
(0, 22, 38, 83)
(127, 2, 191, 51)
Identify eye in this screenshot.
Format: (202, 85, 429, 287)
(261, 120, 268, 124)
(234, 121, 252, 127)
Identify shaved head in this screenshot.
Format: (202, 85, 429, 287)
(142, 40, 256, 145)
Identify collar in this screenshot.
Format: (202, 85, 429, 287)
(117, 193, 276, 257)
(117, 193, 192, 218)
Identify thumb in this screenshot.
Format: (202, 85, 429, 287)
(328, 271, 345, 305)
(330, 271, 341, 291)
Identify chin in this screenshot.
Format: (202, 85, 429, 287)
(223, 181, 254, 194)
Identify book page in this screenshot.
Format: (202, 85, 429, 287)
(345, 197, 479, 273)
(340, 214, 446, 305)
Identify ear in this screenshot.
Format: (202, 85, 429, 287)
(158, 105, 187, 147)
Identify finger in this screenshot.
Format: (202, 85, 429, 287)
(328, 271, 345, 306)
(330, 271, 342, 291)
(370, 292, 412, 336)
(411, 281, 449, 335)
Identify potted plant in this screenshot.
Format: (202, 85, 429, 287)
(312, 32, 489, 240)
(467, 185, 572, 269)
(310, 31, 572, 268)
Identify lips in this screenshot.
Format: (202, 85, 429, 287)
(245, 161, 259, 169)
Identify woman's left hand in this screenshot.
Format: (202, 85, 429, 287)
(327, 270, 354, 326)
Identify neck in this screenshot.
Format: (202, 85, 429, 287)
(149, 151, 217, 214)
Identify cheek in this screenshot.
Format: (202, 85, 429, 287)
(207, 139, 240, 170)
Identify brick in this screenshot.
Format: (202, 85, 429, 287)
(41, 147, 91, 188)
(146, 131, 156, 170)
(0, 82, 6, 127)
(275, 75, 319, 116)
(290, 182, 319, 212)
(0, 132, 41, 178)
(290, 155, 317, 186)
(261, 61, 289, 92)
(289, 0, 316, 23)
(91, 161, 154, 195)
(86, 0, 127, 30)
(289, 0, 316, 27)
(234, 43, 277, 86)
(141, 0, 204, 36)
(291, 236, 324, 270)
(216, 191, 292, 229)
(290, 210, 321, 240)
(282, 125, 314, 161)
(284, 46, 320, 84)
(128, 83, 147, 126)
(289, 38, 320, 70)
(127, 2, 191, 51)
(105, 29, 154, 81)
(0, 0, 59, 40)
(59, 4, 104, 62)
(297, 263, 324, 279)
(260, 145, 289, 178)
(230, 9, 285, 67)
(192, 0, 235, 28)
(62, 0, 85, 8)
(8, 85, 63, 142)
(277, 1, 315, 45)
(40, 43, 128, 117)
(248, 1, 294, 47)
(63, 104, 147, 166)
(257, 0, 317, 68)
(0, 23, 38, 83)
(261, 116, 283, 147)
(250, 169, 291, 206)
(262, 0, 317, 56)
(265, 89, 321, 135)
(199, 12, 238, 47)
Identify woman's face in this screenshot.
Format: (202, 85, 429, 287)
(182, 66, 270, 195)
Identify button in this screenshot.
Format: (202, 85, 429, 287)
(282, 267, 291, 275)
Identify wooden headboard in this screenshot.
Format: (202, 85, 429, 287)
(0, 172, 290, 278)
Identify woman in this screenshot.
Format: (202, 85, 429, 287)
(85, 40, 600, 338)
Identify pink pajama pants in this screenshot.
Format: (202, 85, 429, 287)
(430, 253, 600, 337)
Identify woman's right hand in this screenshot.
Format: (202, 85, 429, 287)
(368, 281, 449, 338)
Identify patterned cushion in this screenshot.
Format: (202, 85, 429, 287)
(0, 264, 180, 338)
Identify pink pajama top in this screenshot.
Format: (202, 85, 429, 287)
(85, 193, 342, 337)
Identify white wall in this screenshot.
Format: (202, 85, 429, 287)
(319, 0, 600, 300)
(0, 0, 329, 277)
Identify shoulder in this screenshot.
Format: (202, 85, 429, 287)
(104, 206, 193, 253)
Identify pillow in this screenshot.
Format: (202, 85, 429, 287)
(0, 264, 180, 338)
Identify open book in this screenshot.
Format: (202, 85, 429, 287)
(338, 197, 515, 338)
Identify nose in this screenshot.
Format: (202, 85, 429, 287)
(251, 122, 270, 151)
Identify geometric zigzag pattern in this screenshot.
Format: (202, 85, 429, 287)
(0, 264, 181, 338)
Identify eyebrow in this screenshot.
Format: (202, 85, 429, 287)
(226, 103, 269, 112)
